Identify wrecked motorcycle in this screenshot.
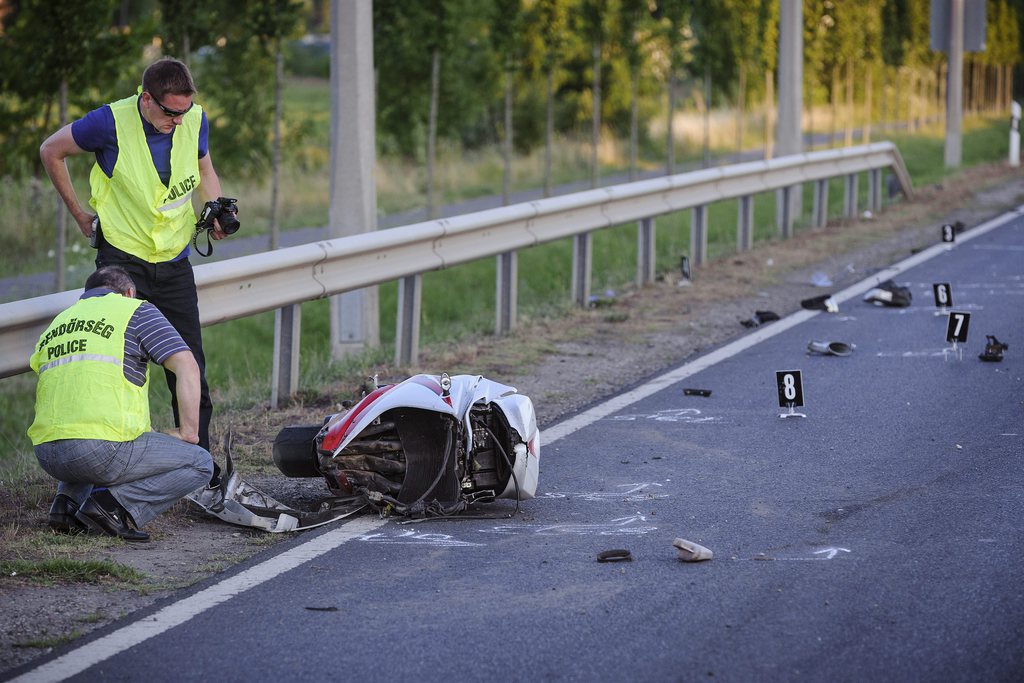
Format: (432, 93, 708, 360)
(188, 373, 540, 531)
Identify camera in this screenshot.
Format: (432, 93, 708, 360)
(195, 197, 240, 235)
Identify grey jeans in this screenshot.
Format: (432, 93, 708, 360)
(35, 432, 213, 527)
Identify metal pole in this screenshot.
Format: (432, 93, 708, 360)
(945, 0, 964, 168)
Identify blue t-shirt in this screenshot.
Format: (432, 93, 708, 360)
(71, 99, 210, 262)
(71, 99, 209, 184)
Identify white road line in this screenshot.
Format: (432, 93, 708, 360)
(543, 204, 1024, 446)
(10, 516, 387, 683)
(14, 205, 1023, 682)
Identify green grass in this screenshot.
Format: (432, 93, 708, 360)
(1, 558, 145, 586)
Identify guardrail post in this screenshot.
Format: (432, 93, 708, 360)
(495, 251, 518, 334)
(737, 195, 754, 252)
(271, 304, 301, 409)
(868, 169, 882, 213)
(395, 274, 422, 366)
(844, 173, 859, 218)
(812, 179, 829, 228)
(690, 205, 708, 266)
(776, 187, 794, 238)
(572, 233, 592, 307)
(636, 217, 656, 286)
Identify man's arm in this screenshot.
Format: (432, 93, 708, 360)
(161, 350, 201, 444)
(39, 125, 95, 238)
(197, 153, 229, 241)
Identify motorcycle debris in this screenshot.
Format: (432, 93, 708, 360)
(863, 279, 912, 307)
(683, 388, 712, 397)
(673, 538, 713, 562)
(597, 549, 632, 563)
(979, 335, 1008, 362)
(800, 294, 839, 313)
(740, 310, 780, 328)
(806, 340, 855, 357)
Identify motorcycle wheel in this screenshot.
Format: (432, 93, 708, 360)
(272, 424, 322, 477)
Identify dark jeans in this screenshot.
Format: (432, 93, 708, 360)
(96, 240, 216, 468)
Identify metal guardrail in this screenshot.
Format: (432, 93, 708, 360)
(0, 142, 912, 383)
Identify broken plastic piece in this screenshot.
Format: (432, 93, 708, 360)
(979, 335, 1008, 362)
(807, 341, 855, 357)
(597, 549, 632, 563)
(683, 388, 712, 397)
(801, 294, 839, 313)
(673, 538, 713, 562)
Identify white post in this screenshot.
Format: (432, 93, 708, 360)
(1010, 101, 1021, 167)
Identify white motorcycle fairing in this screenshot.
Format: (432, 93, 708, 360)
(317, 374, 540, 502)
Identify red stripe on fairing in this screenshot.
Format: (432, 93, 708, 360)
(408, 375, 443, 394)
(320, 385, 397, 453)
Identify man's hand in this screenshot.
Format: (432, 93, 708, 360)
(165, 427, 200, 444)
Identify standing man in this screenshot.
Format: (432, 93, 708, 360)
(29, 266, 213, 542)
(39, 57, 233, 485)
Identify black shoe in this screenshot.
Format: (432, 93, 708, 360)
(48, 494, 89, 533)
(979, 335, 1008, 362)
(75, 497, 150, 542)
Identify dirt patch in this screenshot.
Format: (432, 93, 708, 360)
(2, 162, 1022, 676)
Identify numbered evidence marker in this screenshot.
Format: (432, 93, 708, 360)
(944, 311, 971, 361)
(941, 223, 956, 243)
(776, 370, 807, 418)
(932, 282, 953, 316)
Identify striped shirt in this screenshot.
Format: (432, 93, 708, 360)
(82, 288, 190, 387)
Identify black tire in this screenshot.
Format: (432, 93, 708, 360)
(272, 425, 322, 478)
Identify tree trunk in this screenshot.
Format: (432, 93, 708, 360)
(590, 40, 601, 189)
(844, 61, 854, 147)
(736, 63, 746, 159)
(544, 68, 553, 198)
(270, 45, 283, 250)
(668, 69, 677, 172)
(426, 47, 440, 219)
(55, 79, 68, 292)
(502, 67, 513, 206)
(629, 67, 638, 182)
(702, 64, 710, 168)
(764, 68, 773, 160)
(862, 66, 873, 144)
(829, 65, 838, 147)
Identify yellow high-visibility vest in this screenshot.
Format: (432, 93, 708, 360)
(28, 293, 150, 444)
(89, 92, 202, 262)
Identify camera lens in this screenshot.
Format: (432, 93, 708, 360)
(219, 212, 240, 234)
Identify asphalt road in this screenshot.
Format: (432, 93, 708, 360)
(10, 208, 1023, 682)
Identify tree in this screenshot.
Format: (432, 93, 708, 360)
(243, 0, 305, 250)
(492, 0, 525, 205)
(523, 0, 572, 197)
(0, 0, 143, 289)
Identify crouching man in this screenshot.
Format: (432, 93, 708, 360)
(28, 265, 213, 542)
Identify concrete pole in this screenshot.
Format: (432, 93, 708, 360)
(776, 0, 803, 158)
(945, 0, 964, 168)
(776, 0, 803, 233)
(328, 0, 380, 358)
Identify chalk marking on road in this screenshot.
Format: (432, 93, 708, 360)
(749, 547, 852, 561)
(608, 408, 722, 424)
(542, 204, 1024, 446)
(356, 530, 484, 547)
(8, 515, 387, 683)
(485, 513, 657, 537)
(541, 482, 668, 502)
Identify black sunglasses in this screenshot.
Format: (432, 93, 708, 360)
(149, 92, 194, 118)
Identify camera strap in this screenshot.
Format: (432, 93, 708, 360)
(192, 227, 215, 258)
